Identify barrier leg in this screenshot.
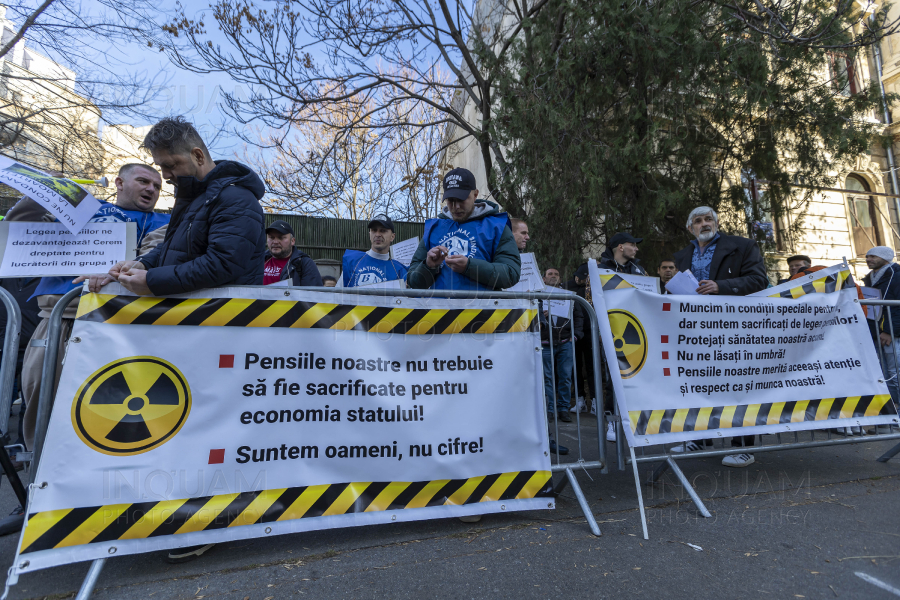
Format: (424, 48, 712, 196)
(876, 441, 900, 462)
(75, 558, 106, 600)
(650, 459, 670, 483)
(0, 444, 26, 507)
(629, 446, 649, 540)
(665, 457, 711, 518)
(565, 467, 600, 536)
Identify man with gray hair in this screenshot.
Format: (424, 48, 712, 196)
(863, 245, 900, 407)
(672, 206, 767, 296)
(672, 205, 768, 467)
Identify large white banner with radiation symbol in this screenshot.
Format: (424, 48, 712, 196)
(11, 284, 551, 576)
(588, 260, 898, 447)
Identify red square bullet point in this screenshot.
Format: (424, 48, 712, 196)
(663, 368, 671, 376)
(219, 355, 234, 368)
(662, 351, 669, 360)
(208, 449, 225, 464)
(662, 303, 671, 312)
(661, 335, 669, 343)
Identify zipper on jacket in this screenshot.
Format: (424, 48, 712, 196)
(186, 222, 194, 260)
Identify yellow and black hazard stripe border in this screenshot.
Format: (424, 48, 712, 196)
(769, 270, 855, 299)
(20, 470, 551, 555)
(75, 294, 537, 335)
(628, 395, 894, 436)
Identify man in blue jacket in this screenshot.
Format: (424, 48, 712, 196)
(104, 116, 266, 296)
(341, 214, 407, 287)
(407, 168, 520, 291)
(17, 162, 170, 453)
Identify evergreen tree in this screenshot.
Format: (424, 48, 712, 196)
(487, 0, 897, 276)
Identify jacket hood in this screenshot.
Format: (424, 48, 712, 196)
(438, 199, 501, 222)
(175, 160, 266, 202)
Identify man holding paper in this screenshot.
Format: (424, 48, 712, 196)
(672, 206, 767, 296)
(670, 206, 767, 467)
(340, 214, 407, 288)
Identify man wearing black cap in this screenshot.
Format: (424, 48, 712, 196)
(407, 168, 520, 291)
(264, 220, 323, 286)
(341, 214, 408, 287)
(598, 232, 648, 275)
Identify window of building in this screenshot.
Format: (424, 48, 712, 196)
(846, 174, 881, 256)
(828, 53, 860, 96)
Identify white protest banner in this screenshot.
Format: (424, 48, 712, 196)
(12, 285, 550, 574)
(0, 156, 100, 233)
(390, 236, 419, 267)
(0, 222, 136, 277)
(596, 269, 661, 294)
(588, 260, 897, 447)
(506, 252, 543, 292)
(749, 263, 854, 299)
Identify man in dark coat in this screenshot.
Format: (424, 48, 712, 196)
(671, 206, 768, 468)
(104, 116, 266, 295)
(264, 220, 322, 286)
(672, 206, 768, 296)
(863, 246, 900, 408)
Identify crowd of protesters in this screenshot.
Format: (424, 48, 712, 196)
(0, 114, 897, 547)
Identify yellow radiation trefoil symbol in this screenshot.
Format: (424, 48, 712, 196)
(607, 309, 647, 379)
(71, 356, 191, 456)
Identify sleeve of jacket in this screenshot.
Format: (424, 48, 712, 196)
(462, 227, 521, 289)
(293, 255, 323, 286)
(145, 188, 265, 295)
(406, 238, 439, 289)
(714, 242, 768, 296)
(138, 224, 167, 257)
(883, 265, 900, 336)
(572, 300, 585, 341)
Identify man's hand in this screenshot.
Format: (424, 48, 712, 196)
(72, 274, 113, 293)
(118, 268, 152, 296)
(881, 332, 893, 347)
(108, 260, 146, 280)
(696, 280, 719, 295)
(444, 254, 468, 274)
(426, 246, 448, 269)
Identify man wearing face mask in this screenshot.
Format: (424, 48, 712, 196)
(99, 116, 266, 295)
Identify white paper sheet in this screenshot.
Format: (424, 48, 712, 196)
(664, 270, 700, 295)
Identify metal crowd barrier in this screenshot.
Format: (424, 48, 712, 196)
(0, 287, 26, 509)
(607, 296, 900, 526)
(20, 285, 607, 599)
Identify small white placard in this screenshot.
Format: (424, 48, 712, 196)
(861, 286, 882, 322)
(390, 236, 419, 267)
(0, 156, 101, 233)
(506, 252, 543, 292)
(546, 286, 575, 319)
(664, 270, 700, 295)
(0, 221, 135, 277)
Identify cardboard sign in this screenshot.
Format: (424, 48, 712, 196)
(390, 236, 419, 267)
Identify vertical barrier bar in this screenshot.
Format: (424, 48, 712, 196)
(29, 287, 81, 485)
(0, 287, 22, 438)
(572, 295, 607, 474)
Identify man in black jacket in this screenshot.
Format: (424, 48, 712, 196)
(863, 246, 900, 408)
(106, 116, 266, 295)
(264, 220, 322, 286)
(598, 232, 647, 275)
(672, 207, 768, 296)
(671, 206, 768, 468)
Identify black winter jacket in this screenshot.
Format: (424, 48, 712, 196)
(140, 161, 267, 295)
(266, 249, 323, 287)
(864, 263, 900, 338)
(672, 234, 767, 296)
(598, 248, 647, 275)
(539, 295, 584, 345)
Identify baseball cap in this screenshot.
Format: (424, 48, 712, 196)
(368, 213, 394, 232)
(266, 220, 294, 236)
(608, 232, 643, 248)
(574, 263, 589, 279)
(786, 254, 811, 264)
(442, 168, 477, 201)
